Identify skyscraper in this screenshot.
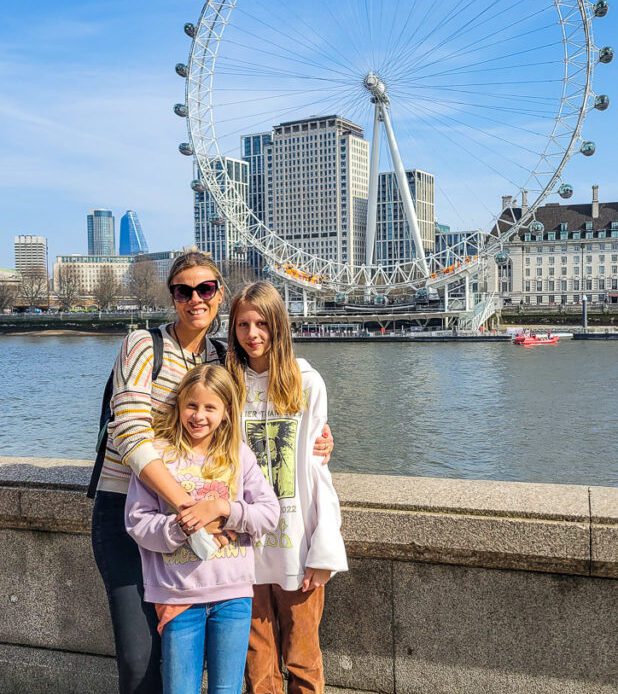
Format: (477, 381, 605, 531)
(375, 169, 435, 265)
(194, 157, 249, 263)
(264, 115, 369, 267)
(119, 211, 148, 256)
(87, 209, 115, 256)
(241, 132, 272, 223)
(14, 235, 48, 275)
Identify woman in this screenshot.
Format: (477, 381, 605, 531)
(91, 250, 333, 694)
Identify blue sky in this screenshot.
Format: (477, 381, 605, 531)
(0, 1, 616, 269)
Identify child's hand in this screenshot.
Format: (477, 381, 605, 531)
(176, 499, 230, 534)
(301, 567, 332, 592)
(313, 424, 333, 464)
(211, 530, 238, 548)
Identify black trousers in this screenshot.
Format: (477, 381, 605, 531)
(91, 491, 162, 694)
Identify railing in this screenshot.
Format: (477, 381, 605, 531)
(459, 292, 498, 331)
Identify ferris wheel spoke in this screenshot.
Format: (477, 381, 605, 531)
(227, 13, 360, 80)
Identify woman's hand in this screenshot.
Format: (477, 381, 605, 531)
(313, 423, 334, 465)
(301, 567, 332, 592)
(176, 498, 231, 535)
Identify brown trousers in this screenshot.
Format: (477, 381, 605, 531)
(245, 583, 325, 694)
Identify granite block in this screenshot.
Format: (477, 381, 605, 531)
(590, 486, 618, 578)
(321, 558, 394, 693)
(342, 506, 590, 574)
(393, 561, 618, 694)
(0, 528, 113, 655)
(333, 473, 590, 521)
(0, 644, 116, 694)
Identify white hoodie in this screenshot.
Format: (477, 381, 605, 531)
(242, 358, 348, 590)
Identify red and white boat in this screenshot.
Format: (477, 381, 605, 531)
(513, 333, 560, 347)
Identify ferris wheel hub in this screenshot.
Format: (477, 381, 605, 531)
(363, 72, 389, 103)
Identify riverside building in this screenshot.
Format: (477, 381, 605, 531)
(194, 157, 249, 265)
(119, 211, 148, 256)
(14, 235, 48, 275)
(264, 114, 369, 267)
(493, 186, 618, 305)
(376, 170, 435, 265)
(87, 209, 116, 256)
(53, 255, 132, 295)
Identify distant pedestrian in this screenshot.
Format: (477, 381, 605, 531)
(227, 281, 347, 694)
(125, 364, 279, 694)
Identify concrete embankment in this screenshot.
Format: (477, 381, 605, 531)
(0, 458, 616, 693)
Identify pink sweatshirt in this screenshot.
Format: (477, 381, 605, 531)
(125, 441, 280, 604)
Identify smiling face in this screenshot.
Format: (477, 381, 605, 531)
(179, 382, 227, 452)
(234, 301, 272, 373)
(171, 266, 223, 336)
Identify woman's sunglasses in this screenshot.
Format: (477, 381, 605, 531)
(170, 280, 220, 303)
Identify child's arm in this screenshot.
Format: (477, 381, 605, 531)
(304, 371, 348, 575)
(125, 473, 188, 554)
(224, 446, 280, 538)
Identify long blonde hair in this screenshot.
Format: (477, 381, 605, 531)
(227, 281, 303, 415)
(153, 364, 241, 497)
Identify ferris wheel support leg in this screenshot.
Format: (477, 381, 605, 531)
(444, 283, 449, 312)
(303, 288, 308, 317)
(465, 275, 471, 312)
(365, 104, 382, 267)
(381, 106, 430, 277)
(284, 282, 290, 310)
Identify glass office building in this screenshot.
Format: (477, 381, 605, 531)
(119, 211, 148, 256)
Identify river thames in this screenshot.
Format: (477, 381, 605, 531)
(1, 334, 616, 487)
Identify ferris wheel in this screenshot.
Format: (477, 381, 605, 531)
(175, 0, 612, 297)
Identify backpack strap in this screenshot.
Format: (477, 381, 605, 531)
(86, 326, 164, 499)
(209, 337, 228, 365)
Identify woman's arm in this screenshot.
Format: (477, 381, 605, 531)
(125, 474, 188, 553)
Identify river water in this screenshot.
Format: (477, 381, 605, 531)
(1, 334, 616, 486)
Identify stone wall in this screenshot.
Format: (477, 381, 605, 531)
(0, 457, 616, 694)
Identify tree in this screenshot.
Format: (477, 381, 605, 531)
(55, 265, 83, 311)
(93, 266, 121, 310)
(219, 260, 258, 310)
(19, 270, 49, 308)
(0, 282, 18, 311)
(129, 260, 162, 309)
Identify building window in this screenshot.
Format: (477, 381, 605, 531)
(536, 281, 542, 291)
(537, 296, 543, 305)
(536, 268, 542, 277)
(574, 280, 580, 291)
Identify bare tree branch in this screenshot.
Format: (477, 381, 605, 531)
(0, 282, 18, 312)
(19, 270, 49, 308)
(55, 265, 83, 311)
(129, 261, 164, 309)
(92, 266, 121, 310)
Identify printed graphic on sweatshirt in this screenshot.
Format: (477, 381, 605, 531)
(245, 418, 298, 499)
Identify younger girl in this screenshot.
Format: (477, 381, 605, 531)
(227, 281, 348, 694)
(125, 364, 279, 694)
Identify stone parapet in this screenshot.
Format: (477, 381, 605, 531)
(0, 457, 616, 693)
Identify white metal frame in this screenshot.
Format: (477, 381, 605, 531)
(185, 0, 599, 297)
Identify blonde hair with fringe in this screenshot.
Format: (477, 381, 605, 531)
(153, 364, 241, 498)
(227, 281, 303, 415)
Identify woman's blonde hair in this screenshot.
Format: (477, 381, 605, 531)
(153, 364, 241, 497)
(227, 281, 303, 415)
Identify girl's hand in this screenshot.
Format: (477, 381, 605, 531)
(176, 498, 231, 535)
(313, 423, 334, 464)
(211, 529, 238, 548)
(301, 567, 332, 592)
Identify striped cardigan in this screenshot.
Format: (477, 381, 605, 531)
(98, 324, 223, 495)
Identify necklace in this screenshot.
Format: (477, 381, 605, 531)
(172, 324, 201, 372)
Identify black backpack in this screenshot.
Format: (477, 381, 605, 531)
(86, 329, 228, 498)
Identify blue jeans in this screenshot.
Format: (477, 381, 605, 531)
(162, 598, 253, 694)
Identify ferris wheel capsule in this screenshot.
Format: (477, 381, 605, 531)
(494, 251, 510, 266)
(173, 104, 188, 118)
(558, 183, 574, 199)
(190, 179, 206, 192)
(184, 23, 197, 38)
(530, 220, 545, 234)
(580, 141, 596, 156)
(594, 1, 609, 17)
(179, 143, 194, 156)
(594, 95, 610, 110)
(599, 47, 614, 63)
(175, 63, 188, 78)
